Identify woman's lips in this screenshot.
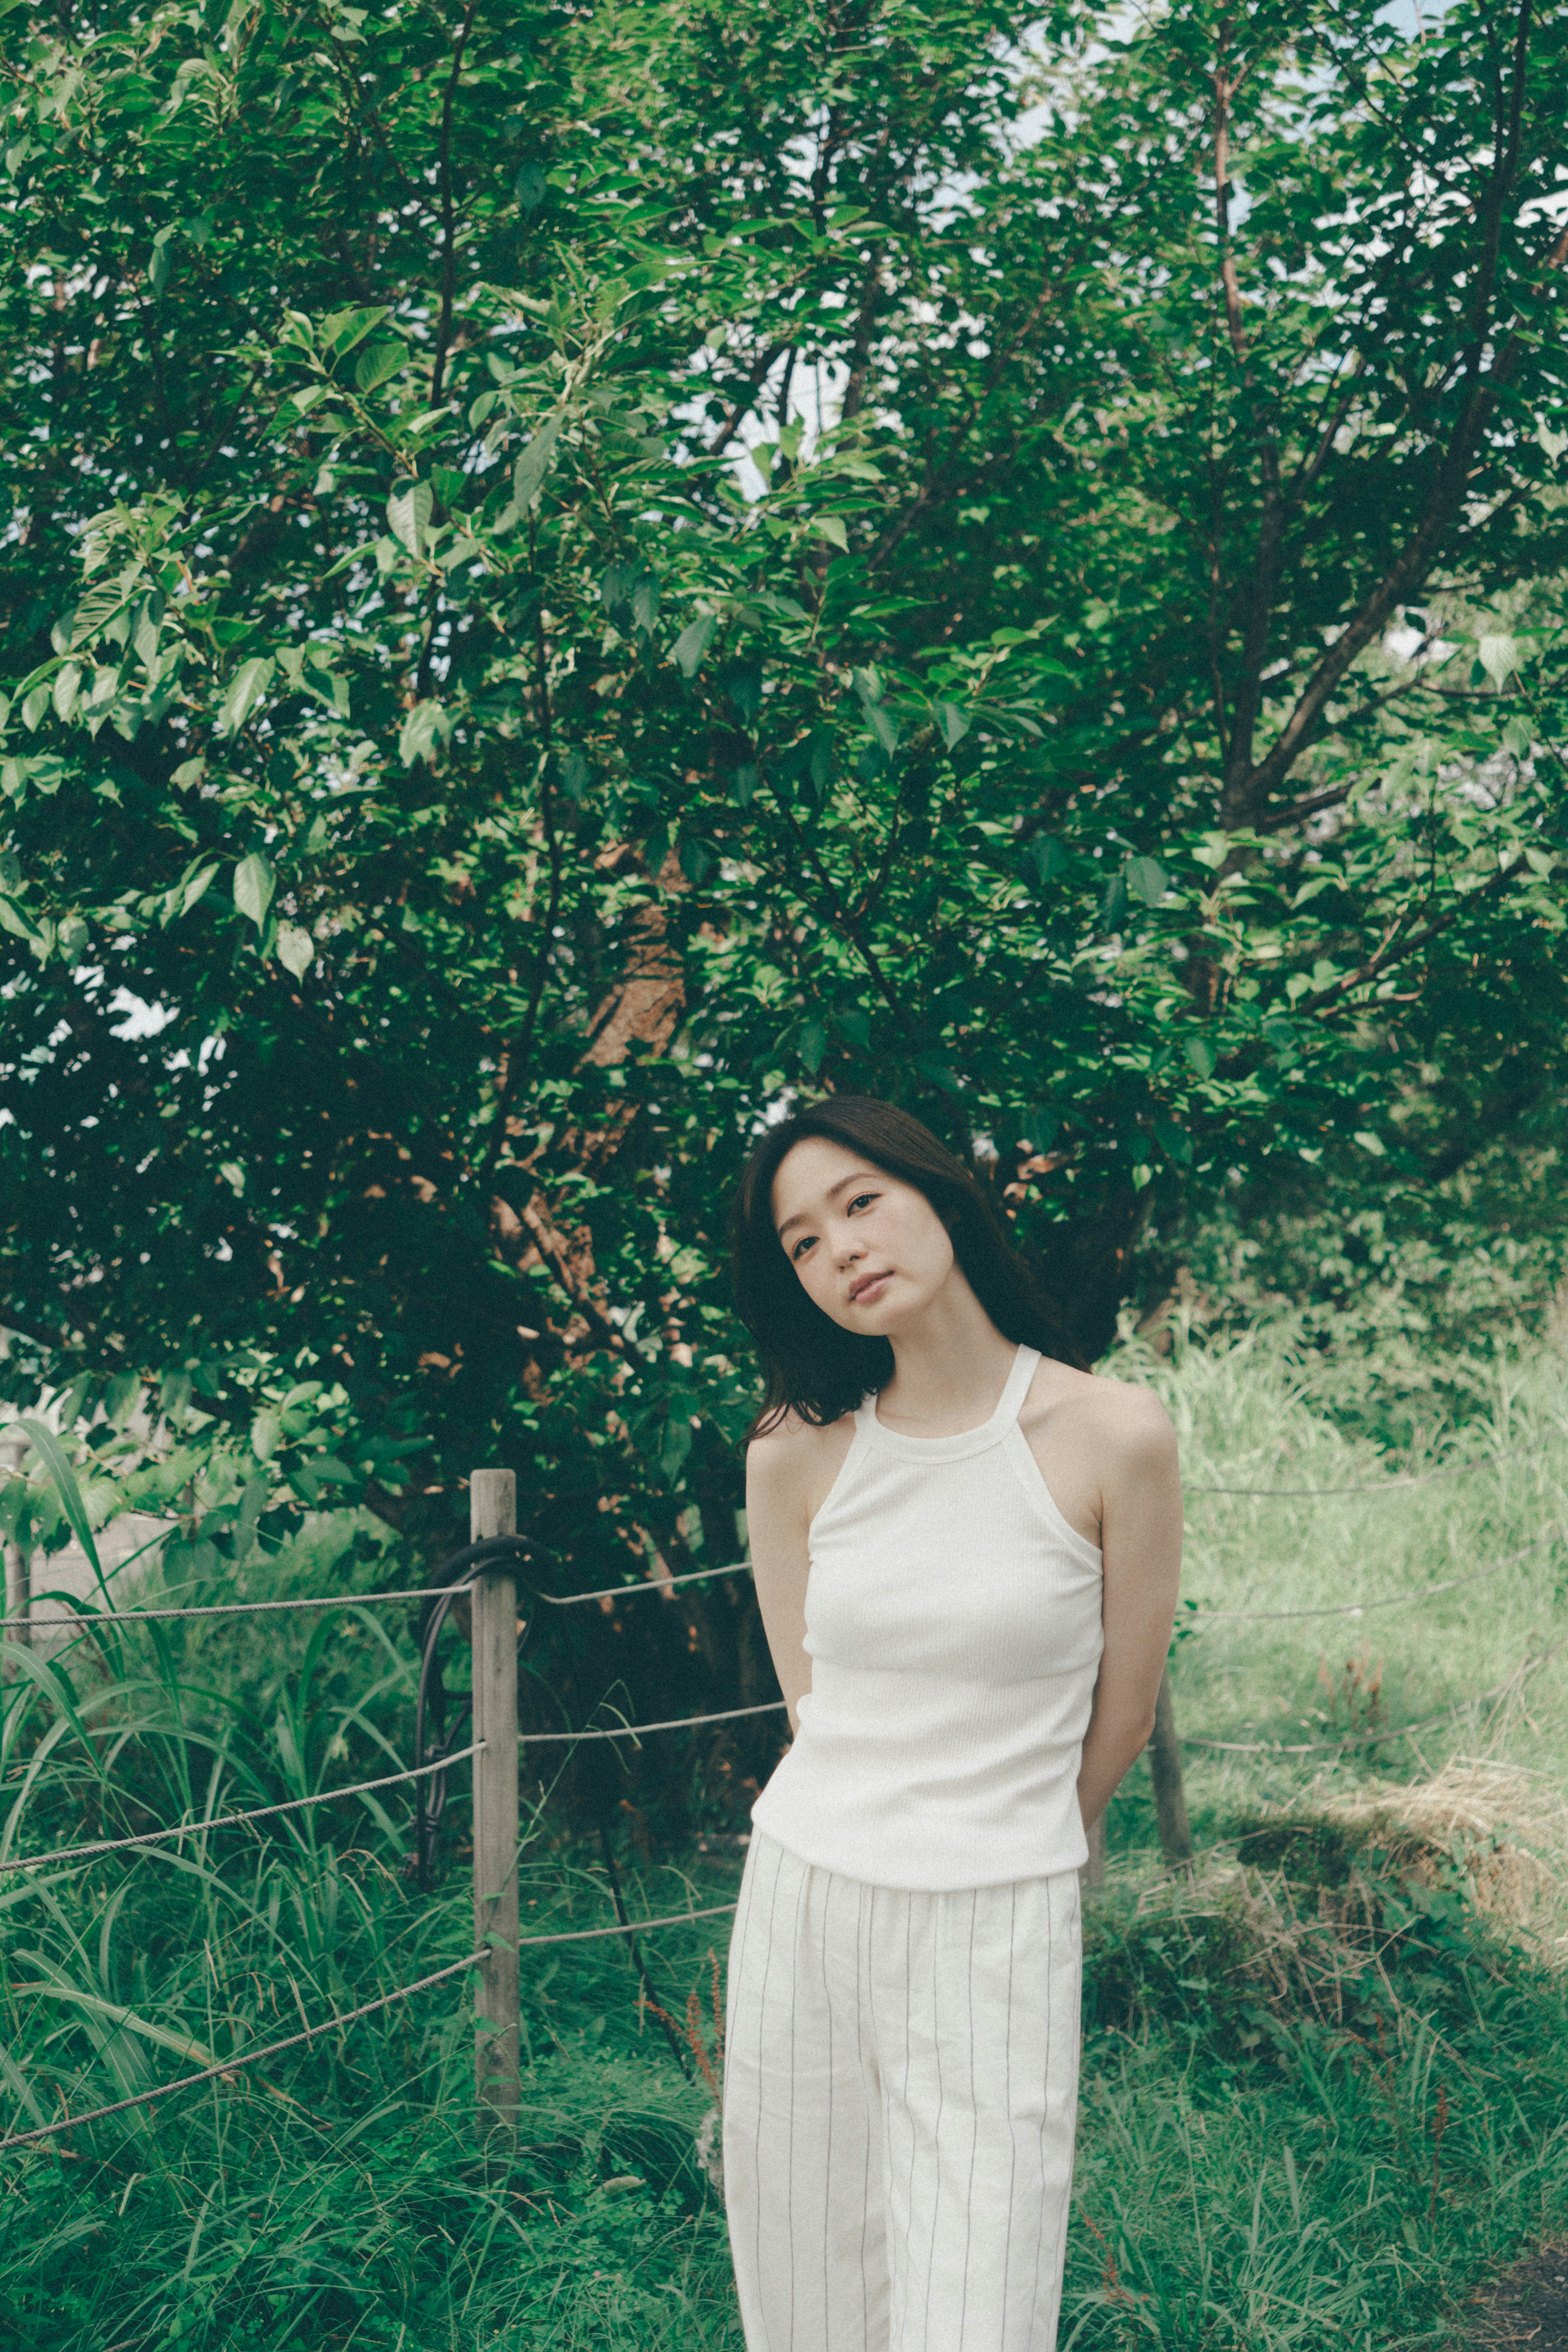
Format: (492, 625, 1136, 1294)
(850, 1273, 892, 1306)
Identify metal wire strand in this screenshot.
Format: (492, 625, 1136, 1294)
(519, 1700, 786, 1747)
(1183, 1437, 1552, 1498)
(506, 1901, 737, 1948)
(0, 1557, 750, 1634)
(0, 1904, 739, 2154)
(1191, 1526, 1559, 1622)
(1181, 1640, 1563, 1755)
(0, 1948, 488, 2153)
(0, 1583, 472, 1633)
(532, 1560, 752, 1605)
(0, 1744, 484, 1878)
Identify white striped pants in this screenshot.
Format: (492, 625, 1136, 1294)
(722, 1832, 1082, 2351)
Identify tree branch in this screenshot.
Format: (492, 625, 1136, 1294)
(704, 343, 787, 455)
(1219, 0, 1541, 827)
(428, 1, 477, 410)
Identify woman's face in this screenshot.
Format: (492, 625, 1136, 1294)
(771, 1137, 958, 1335)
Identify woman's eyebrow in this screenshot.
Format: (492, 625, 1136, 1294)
(775, 1172, 878, 1240)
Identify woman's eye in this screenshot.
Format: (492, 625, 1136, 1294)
(848, 1192, 876, 1213)
(791, 1235, 815, 1262)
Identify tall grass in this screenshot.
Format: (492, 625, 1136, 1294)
(2, 1320, 1566, 2348)
(1114, 1317, 1568, 1862)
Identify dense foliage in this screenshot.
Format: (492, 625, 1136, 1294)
(4, 0, 1568, 1592)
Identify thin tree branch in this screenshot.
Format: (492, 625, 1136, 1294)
(428, 1, 478, 410)
(704, 343, 787, 455)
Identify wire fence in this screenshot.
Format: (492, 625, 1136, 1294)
(519, 1699, 785, 1747)
(0, 1949, 490, 2154)
(1181, 1639, 1564, 1756)
(0, 1743, 485, 1878)
(0, 1904, 741, 2153)
(3, 1422, 1565, 2153)
(0, 1555, 750, 1636)
(1188, 1525, 1560, 1623)
(1182, 1431, 1555, 1496)
(0, 1581, 473, 1632)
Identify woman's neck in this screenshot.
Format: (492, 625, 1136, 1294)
(877, 1277, 1018, 1434)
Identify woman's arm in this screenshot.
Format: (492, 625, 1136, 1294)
(1077, 1386, 1184, 1830)
(745, 1424, 816, 1734)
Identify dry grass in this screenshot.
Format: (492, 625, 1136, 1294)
(1305, 1756, 1568, 1953)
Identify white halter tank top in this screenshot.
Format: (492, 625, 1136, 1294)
(750, 1344, 1105, 1890)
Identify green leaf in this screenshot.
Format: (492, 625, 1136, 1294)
(233, 853, 275, 930)
(935, 701, 970, 749)
(24, 1984, 216, 2070)
(278, 924, 314, 979)
(800, 1018, 828, 1075)
(354, 340, 405, 392)
(132, 592, 164, 667)
(600, 561, 639, 622)
(250, 1410, 280, 1461)
(431, 464, 468, 514)
(659, 1413, 694, 1483)
(148, 241, 170, 296)
(673, 613, 716, 677)
(1152, 1115, 1192, 1166)
(1183, 1035, 1216, 1080)
(18, 1420, 108, 1603)
(399, 699, 449, 767)
(103, 1373, 143, 1429)
(632, 571, 660, 635)
(811, 514, 849, 552)
(387, 480, 433, 558)
(719, 660, 763, 725)
(219, 1162, 245, 1195)
(515, 160, 548, 212)
(864, 703, 899, 755)
(513, 413, 563, 511)
(1125, 855, 1169, 906)
(1477, 633, 1519, 689)
(218, 656, 274, 736)
(1352, 1130, 1387, 1156)
(53, 662, 82, 720)
(1026, 836, 1069, 885)
(322, 304, 389, 359)
(307, 1456, 359, 1487)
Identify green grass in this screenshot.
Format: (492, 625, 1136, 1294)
(2, 1318, 1567, 2349)
(1130, 1317, 1568, 1855)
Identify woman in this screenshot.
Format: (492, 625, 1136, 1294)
(722, 1095, 1182, 2352)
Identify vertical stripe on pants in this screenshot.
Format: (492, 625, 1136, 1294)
(722, 1832, 1082, 2351)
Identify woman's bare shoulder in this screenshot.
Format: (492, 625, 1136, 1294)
(1029, 1359, 1177, 1462)
(746, 1407, 858, 1521)
(748, 1406, 856, 1474)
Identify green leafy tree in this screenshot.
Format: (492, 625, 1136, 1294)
(2, 0, 1568, 1639)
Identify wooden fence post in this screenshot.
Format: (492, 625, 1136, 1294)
(0, 1427, 30, 1679)
(1147, 1666, 1194, 1864)
(470, 1468, 521, 2147)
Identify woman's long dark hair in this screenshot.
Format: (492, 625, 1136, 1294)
(731, 1095, 1085, 1436)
